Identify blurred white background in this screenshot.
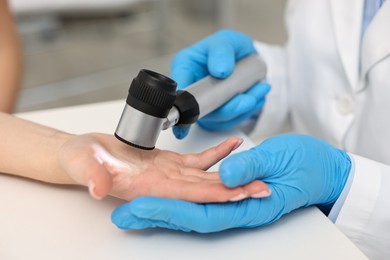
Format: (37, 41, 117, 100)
(10, 0, 287, 112)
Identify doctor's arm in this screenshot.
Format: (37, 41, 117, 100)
(0, 0, 22, 113)
(0, 112, 268, 202)
(328, 154, 390, 258)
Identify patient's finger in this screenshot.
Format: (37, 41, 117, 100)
(182, 137, 243, 170)
(152, 179, 269, 203)
(173, 172, 269, 192)
(136, 179, 239, 203)
(179, 168, 220, 180)
(129, 176, 269, 203)
(178, 170, 270, 196)
(85, 161, 113, 199)
(69, 152, 113, 200)
(241, 180, 270, 198)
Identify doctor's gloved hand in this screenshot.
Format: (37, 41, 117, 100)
(171, 30, 271, 139)
(111, 134, 352, 233)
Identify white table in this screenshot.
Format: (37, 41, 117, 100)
(0, 100, 367, 259)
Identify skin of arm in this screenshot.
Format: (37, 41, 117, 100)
(0, 0, 22, 113)
(0, 112, 75, 184)
(0, 112, 270, 202)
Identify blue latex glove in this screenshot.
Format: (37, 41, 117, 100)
(171, 30, 271, 139)
(111, 134, 351, 232)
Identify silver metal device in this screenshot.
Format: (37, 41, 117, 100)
(115, 105, 167, 149)
(115, 54, 267, 150)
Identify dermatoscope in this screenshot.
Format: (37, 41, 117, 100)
(115, 54, 267, 150)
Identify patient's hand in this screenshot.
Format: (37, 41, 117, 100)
(59, 133, 268, 203)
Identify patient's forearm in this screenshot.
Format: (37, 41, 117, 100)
(0, 112, 76, 184)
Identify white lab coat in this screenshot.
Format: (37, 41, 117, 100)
(251, 0, 390, 258)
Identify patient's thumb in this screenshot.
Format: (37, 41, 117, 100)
(86, 161, 113, 200)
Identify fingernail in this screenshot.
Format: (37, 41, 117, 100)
(232, 138, 244, 150)
(229, 193, 248, 202)
(88, 180, 102, 200)
(251, 189, 271, 198)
